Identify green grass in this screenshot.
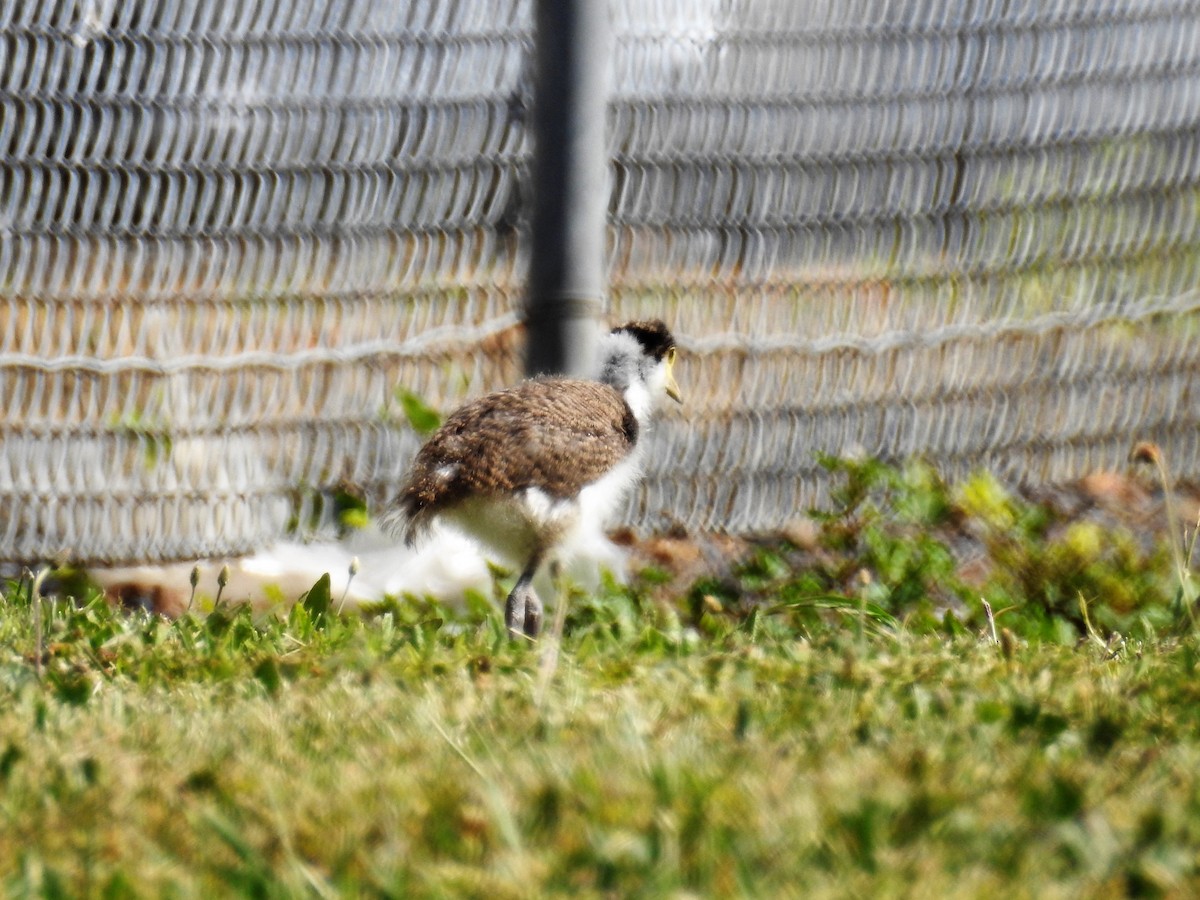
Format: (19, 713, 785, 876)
(2, 591, 1199, 896)
(2, 457, 1199, 897)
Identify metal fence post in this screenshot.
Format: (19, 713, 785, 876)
(524, 0, 611, 378)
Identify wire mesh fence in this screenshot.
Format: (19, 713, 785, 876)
(2, 0, 1199, 563)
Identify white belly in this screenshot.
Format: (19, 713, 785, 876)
(441, 450, 643, 568)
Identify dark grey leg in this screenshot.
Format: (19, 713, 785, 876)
(505, 559, 542, 638)
(523, 591, 543, 638)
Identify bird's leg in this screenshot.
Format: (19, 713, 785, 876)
(523, 585, 544, 638)
(505, 554, 543, 639)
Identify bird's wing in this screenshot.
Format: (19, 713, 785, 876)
(400, 378, 638, 526)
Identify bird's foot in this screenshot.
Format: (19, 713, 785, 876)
(504, 579, 543, 639)
(524, 595, 543, 637)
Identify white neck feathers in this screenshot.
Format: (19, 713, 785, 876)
(595, 330, 664, 427)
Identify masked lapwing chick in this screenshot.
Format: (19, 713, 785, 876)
(395, 320, 682, 638)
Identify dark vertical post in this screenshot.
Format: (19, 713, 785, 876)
(525, 0, 611, 378)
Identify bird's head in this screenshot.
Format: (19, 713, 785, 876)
(598, 319, 682, 418)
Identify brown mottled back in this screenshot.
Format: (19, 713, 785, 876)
(398, 377, 638, 543)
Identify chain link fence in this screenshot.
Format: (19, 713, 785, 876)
(2, 0, 1199, 563)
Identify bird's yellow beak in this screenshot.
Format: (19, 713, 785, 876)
(665, 349, 683, 404)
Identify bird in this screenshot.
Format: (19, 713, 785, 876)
(392, 319, 682, 638)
